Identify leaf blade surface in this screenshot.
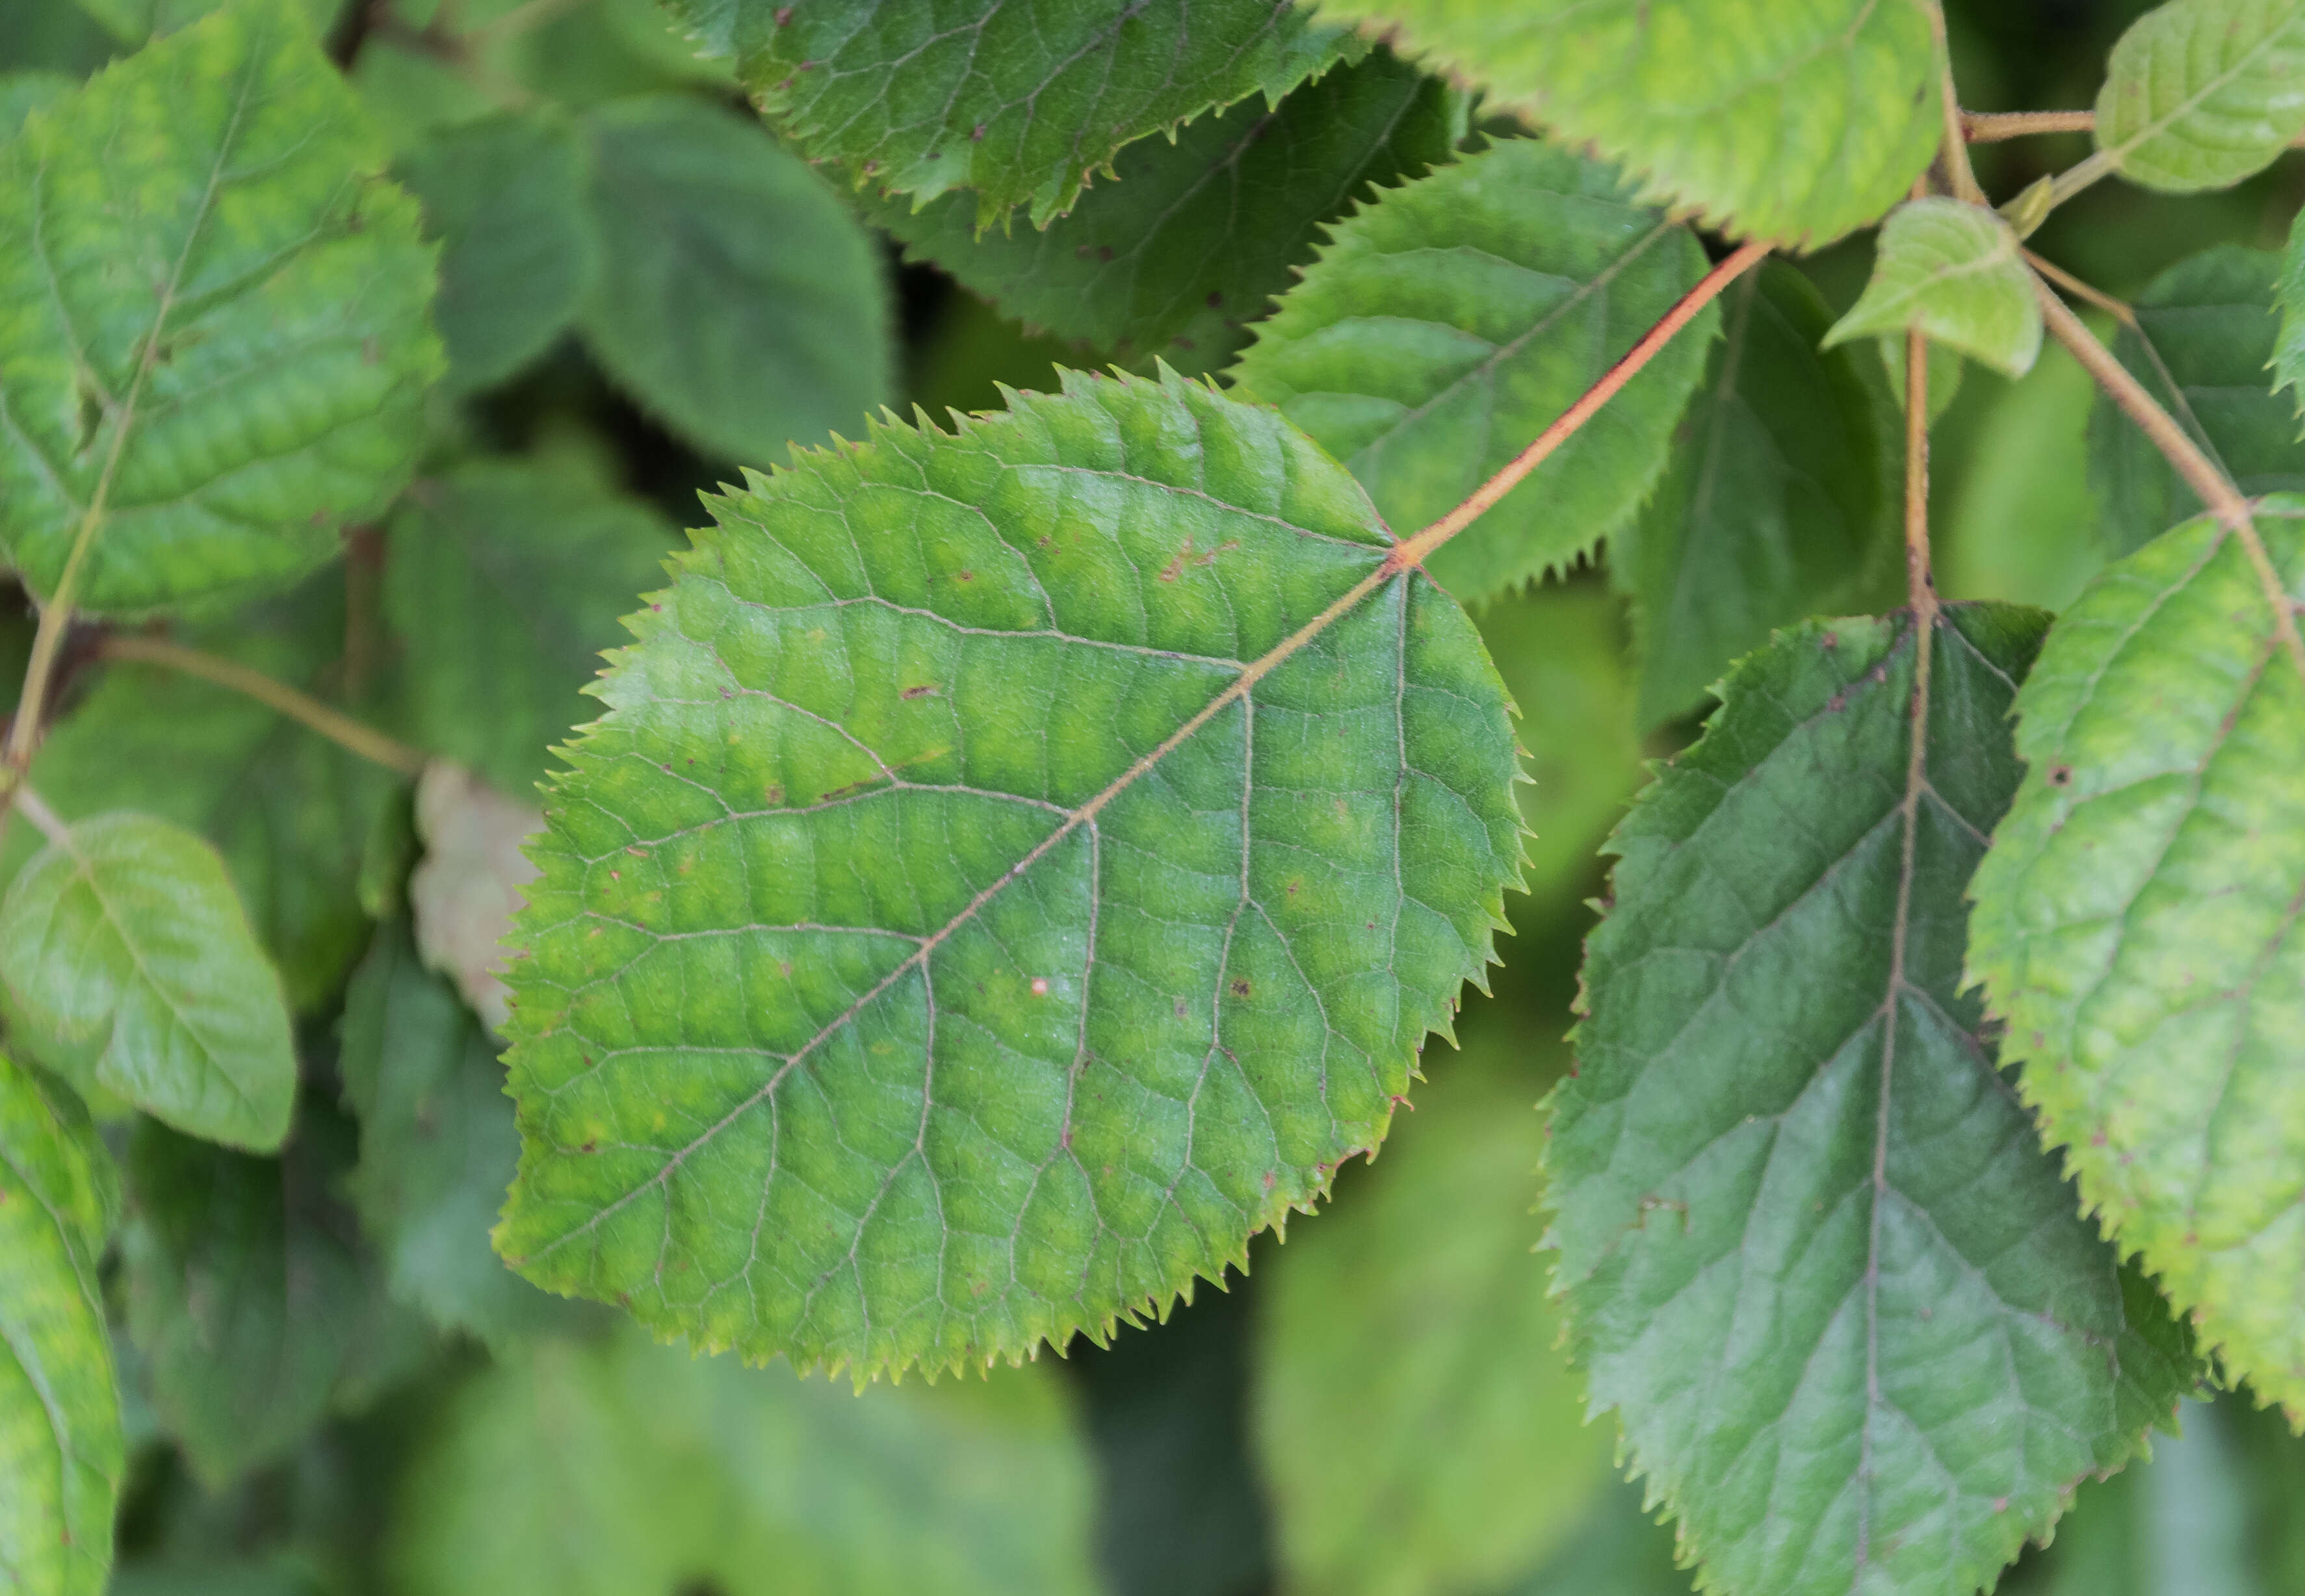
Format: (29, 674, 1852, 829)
(1825, 200, 2043, 378)
(1968, 498, 2305, 1416)
(1552, 607, 2194, 1596)
(2094, 0, 2305, 193)
(497, 367, 1524, 1378)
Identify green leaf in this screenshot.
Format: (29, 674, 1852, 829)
(75, 0, 337, 46)
(1552, 606, 2196, 1596)
(0, 6, 116, 79)
(1614, 263, 1891, 727)
(1, 597, 400, 1011)
(2089, 246, 2305, 557)
(0, 0, 441, 617)
(1500, 1476, 1693, 1596)
(121, 1107, 433, 1486)
(2276, 203, 2304, 426)
(497, 366, 1524, 1378)
(575, 95, 892, 467)
(0, 69, 71, 137)
(396, 110, 595, 393)
(1255, 1034, 1613, 1596)
(340, 921, 573, 1348)
(1825, 200, 2044, 379)
(1875, 335, 1966, 427)
(1474, 576, 1645, 906)
(1942, 341, 2106, 611)
(874, 47, 1459, 376)
(1227, 138, 1713, 604)
(384, 463, 675, 795)
(2093, 0, 2305, 194)
(1303, 0, 1938, 248)
(662, 0, 1354, 225)
(0, 1052, 122, 1596)
(391, 1332, 1101, 1596)
(0, 814, 297, 1152)
(1968, 499, 2305, 1419)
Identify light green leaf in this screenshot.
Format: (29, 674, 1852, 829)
(1227, 138, 1713, 604)
(1942, 340, 2105, 611)
(2276, 203, 2304, 426)
(575, 95, 891, 467)
(874, 47, 1459, 376)
(391, 1332, 1100, 1596)
(0, 0, 441, 617)
(0, 595, 400, 1010)
(662, 0, 1354, 225)
(1552, 607, 2196, 1596)
(2093, 0, 2305, 193)
(2089, 246, 2305, 557)
(384, 463, 674, 795)
(1825, 199, 2044, 378)
(1475, 576, 1645, 906)
(0, 814, 297, 1152)
(397, 110, 595, 393)
(73, 0, 336, 46)
(1968, 499, 2305, 1419)
(0, 1053, 122, 1596)
(0, 69, 70, 137)
(1255, 1033, 1613, 1596)
(340, 920, 573, 1348)
(1615, 263, 1891, 727)
(121, 1108, 433, 1487)
(1305, 0, 1938, 247)
(497, 367, 1525, 1378)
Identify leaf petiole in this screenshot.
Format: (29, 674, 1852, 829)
(2033, 268, 2305, 680)
(96, 635, 430, 779)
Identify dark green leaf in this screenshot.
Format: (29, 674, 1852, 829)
(1552, 607, 2195, 1596)
(121, 1107, 432, 1487)
(1227, 138, 1713, 604)
(1614, 263, 1891, 727)
(0, 1052, 122, 1596)
(662, 0, 1353, 225)
(875, 47, 1459, 376)
(396, 110, 595, 393)
(575, 94, 892, 466)
(1255, 1034, 1612, 1596)
(1968, 500, 2305, 1419)
(391, 1332, 1102, 1596)
(384, 463, 675, 795)
(0, 0, 442, 615)
(0, 68, 70, 136)
(0, 814, 298, 1151)
(1303, 0, 1938, 248)
(2090, 246, 2305, 556)
(2277, 203, 2304, 426)
(339, 921, 573, 1348)
(497, 367, 1525, 1379)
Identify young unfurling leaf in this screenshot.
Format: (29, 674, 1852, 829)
(1825, 199, 2044, 379)
(495, 367, 1524, 1379)
(1552, 608, 2194, 1596)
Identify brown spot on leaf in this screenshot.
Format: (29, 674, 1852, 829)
(2048, 764, 2074, 787)
(1230, 979, 1251, 999)
(900, 684, 940, 699)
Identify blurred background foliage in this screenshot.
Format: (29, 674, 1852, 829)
(3, 0, 2303, 1591)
